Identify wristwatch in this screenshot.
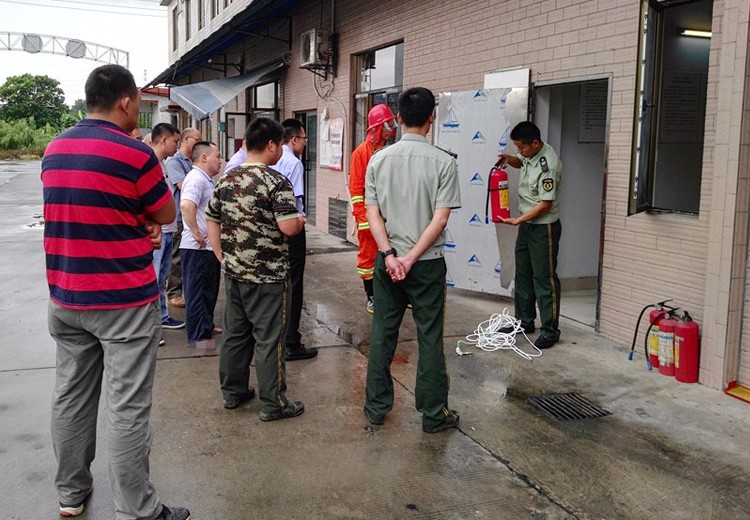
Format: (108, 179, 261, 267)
(382, 248, 397, 258)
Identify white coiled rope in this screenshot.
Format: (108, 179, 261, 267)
(455, 308, 542, 361)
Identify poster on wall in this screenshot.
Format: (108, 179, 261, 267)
(578, 81, 607, 143)
(435, 86, 528, 296)
(320, 117, 344, 170)
(658, 72, 704, 143)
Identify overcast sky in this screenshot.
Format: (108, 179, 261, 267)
(1, 0, 169, 105)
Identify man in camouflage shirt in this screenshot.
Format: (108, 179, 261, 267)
(206, 117, 306, 421)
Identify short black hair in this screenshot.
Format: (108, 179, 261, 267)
(509, 122, 542, 144)
(85, 64, 138, 112)
(398, 87, 435, 127)
(151, 122, 180, 143)
(281, 118, 305, 142)
(245, 117, 284, 152)
(191, 141, 215, 162)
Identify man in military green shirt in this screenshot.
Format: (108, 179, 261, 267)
(206, 117, 306, 421)
(498, 121, 563, 349)
(364, 87, 462, 433)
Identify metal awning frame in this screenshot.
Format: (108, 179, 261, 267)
(146, 0, 304, 87)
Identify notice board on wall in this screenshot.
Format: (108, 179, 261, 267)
(320, 117, 344, 170)
(578, 81, 608, 143)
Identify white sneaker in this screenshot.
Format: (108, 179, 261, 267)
(59, 487, 92, 517)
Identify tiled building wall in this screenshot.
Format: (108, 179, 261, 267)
(312, 0, 713, 381)
(710, 0, 750, 387)
(165, 0, 750, 388)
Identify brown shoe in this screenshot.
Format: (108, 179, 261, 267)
(168, 296, 185, 308)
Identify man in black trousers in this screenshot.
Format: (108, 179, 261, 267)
(271, 118, 318, 361)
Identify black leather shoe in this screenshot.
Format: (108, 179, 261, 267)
(285, 345, 318, 361)
(364, 408, 384, 426)
(223, 387, 256, 409)
(534, 335, 559, 349)
(423, 410, 460, 433)
(500, 322, 535, 334)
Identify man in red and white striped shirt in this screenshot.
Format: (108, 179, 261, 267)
(41, 64, 190, 520)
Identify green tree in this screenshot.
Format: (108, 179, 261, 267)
(0, 74, 67, 128)
(69, 98, 86, 118)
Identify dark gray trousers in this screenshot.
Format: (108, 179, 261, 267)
(49, 300, 162, 520)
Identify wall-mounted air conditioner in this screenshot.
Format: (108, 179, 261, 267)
(300, 29, 328, 68)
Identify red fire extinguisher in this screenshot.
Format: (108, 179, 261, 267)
(658, 313, 677, 376)
(485, 161, 511, 223)
(647, 308, 669, 369)
(675, 311, 700, 383)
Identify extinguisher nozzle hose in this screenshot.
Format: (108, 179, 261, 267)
(647, 360, 653, 371)
(628, 352, 634, 361)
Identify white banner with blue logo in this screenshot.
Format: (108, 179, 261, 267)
(435, 86, 528, 296)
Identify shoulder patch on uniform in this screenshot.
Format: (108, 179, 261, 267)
(542, 178, 554, 192)
(539, 156, 549, 173)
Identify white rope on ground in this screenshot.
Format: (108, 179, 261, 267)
(455, 308, 542, 361)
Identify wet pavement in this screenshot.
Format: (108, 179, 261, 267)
(1, 160, 749, 519)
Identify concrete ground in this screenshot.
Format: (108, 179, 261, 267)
(1, 160, 749, 519)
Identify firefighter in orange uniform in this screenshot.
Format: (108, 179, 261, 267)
(349, 104, 397, 313)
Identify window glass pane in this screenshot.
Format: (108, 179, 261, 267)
(360, 43, 403, 92)
(255, 83, 276, 109)
(185, 0, 191, 40)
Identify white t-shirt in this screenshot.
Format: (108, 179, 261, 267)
(179, 166, 215, 251)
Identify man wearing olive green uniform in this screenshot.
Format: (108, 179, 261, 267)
(498, 121, 563, 350)
(364, 87, 462, 433)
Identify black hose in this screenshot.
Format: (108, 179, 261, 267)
(642, 312, 666, 371)
(629, 304, 654, 360)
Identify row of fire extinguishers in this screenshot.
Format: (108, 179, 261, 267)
(628, 299, 700, 383)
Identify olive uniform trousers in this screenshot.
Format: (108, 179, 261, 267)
(514, 220, 562, 341)
(219, 276, 290, 414)
(365, 255, 452, 430)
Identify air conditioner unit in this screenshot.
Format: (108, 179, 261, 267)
(300, 29, 328, 68)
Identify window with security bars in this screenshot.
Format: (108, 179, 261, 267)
(630, 0, 713, 215)
(138, 112, 152, 130)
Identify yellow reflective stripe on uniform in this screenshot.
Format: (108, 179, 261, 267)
(276, 279, 288, 407)
(357, 267, 374, 276)
(351, 195, 364, 204)
(546, 223, 558, 320)
(358, 222, 370, 230)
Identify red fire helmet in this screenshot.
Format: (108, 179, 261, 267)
(367, 104, 396, 130)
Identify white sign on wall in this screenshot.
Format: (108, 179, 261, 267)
(435, 89, 521, 296)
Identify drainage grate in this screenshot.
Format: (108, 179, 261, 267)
(527, 393, 611, 421)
